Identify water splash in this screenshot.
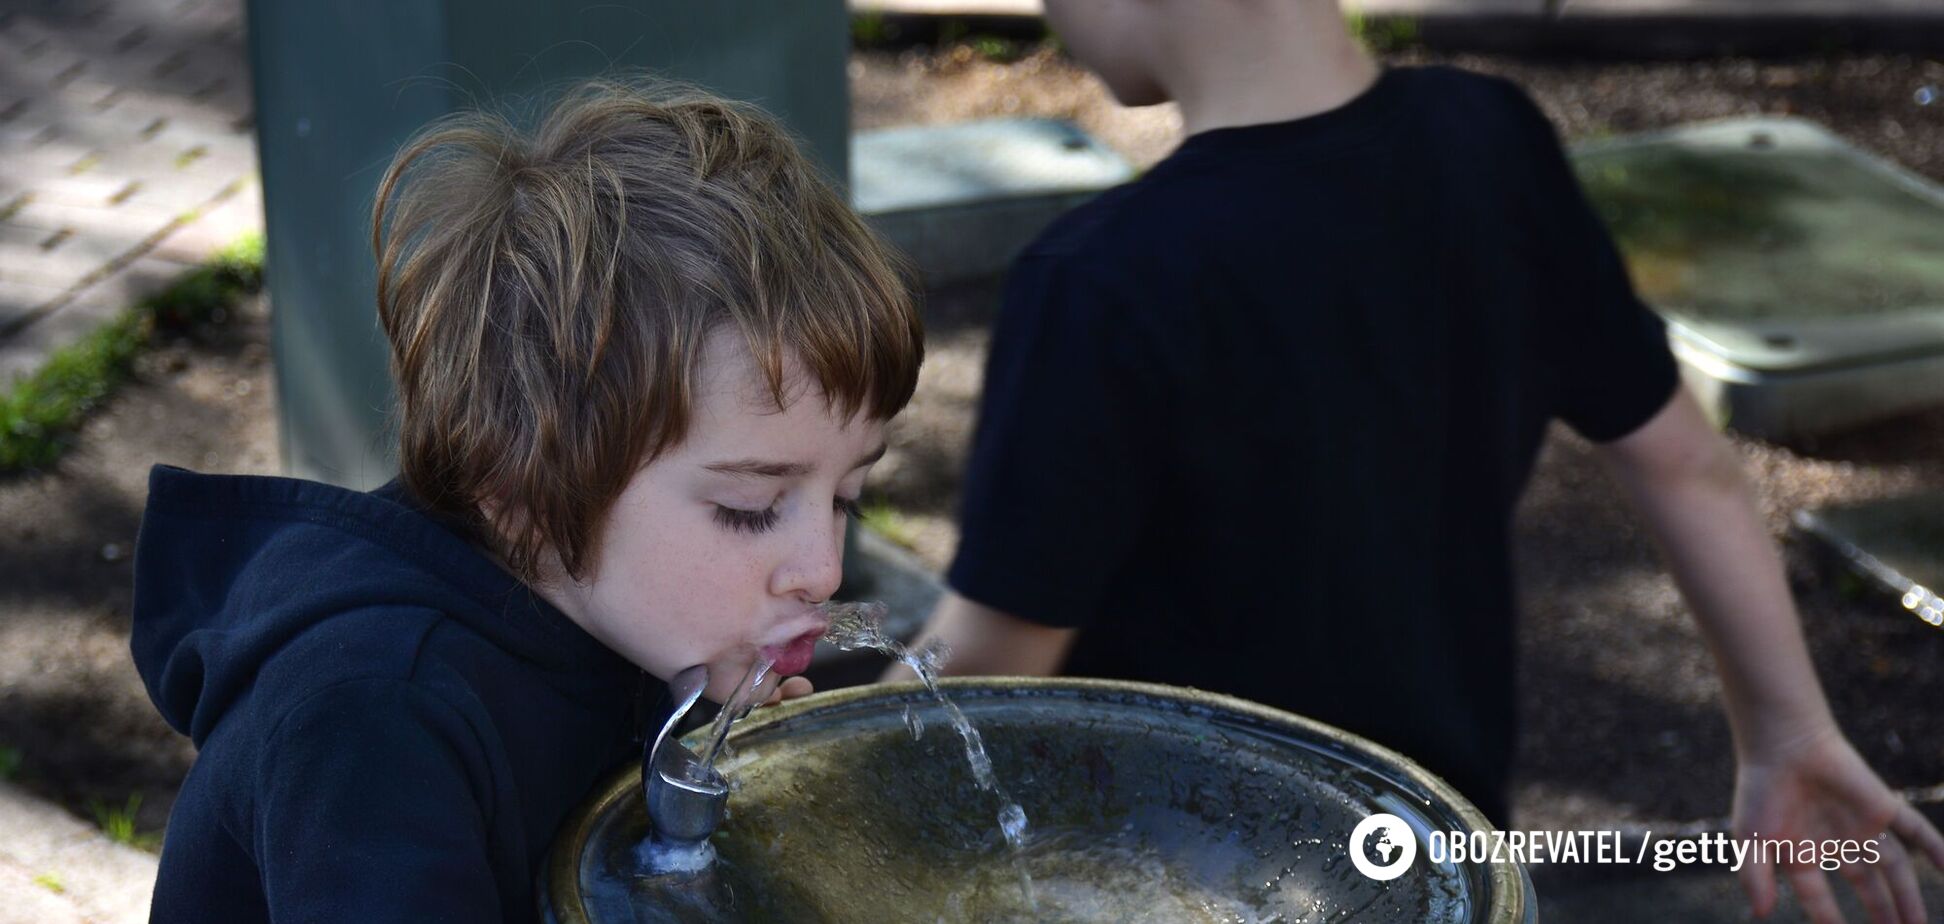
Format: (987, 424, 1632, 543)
(901, 703, 926, 739)
(820, 601, 1037, 909)
(999, 803, 1028, 845)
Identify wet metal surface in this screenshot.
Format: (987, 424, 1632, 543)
(543, 679, 1532, 923)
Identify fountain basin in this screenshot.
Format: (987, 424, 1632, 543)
(542, 678, 1534, 923)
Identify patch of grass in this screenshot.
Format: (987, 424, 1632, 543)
(0, 310, 150, 472)
(33, 872, 64, 894)
(91, 793, 161, 851)
(173, 144, 208, 170)
(0, 746, 21, 781)
(849, 12, 1054, 59)
(0, 233, 263, 474)
(851, 10, 898, 47)
(969, 34, 1024, 63)
(1344, 9, 1420, 54)
(148, 233, 263, 328)
(859, 496, 920, 552)
(0, 192, 29, 221)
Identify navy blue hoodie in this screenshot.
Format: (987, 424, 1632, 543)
(132, 465, 653, 923)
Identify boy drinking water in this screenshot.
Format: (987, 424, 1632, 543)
(897, 2, 1944, 921)
(132, 80, 922, 921)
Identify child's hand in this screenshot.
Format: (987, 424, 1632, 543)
(761, 676, 814, 707)
(1732, 723, 1944, 923)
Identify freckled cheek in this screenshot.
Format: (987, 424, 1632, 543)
(636, 543, 774, 639)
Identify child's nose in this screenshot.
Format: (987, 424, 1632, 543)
(773, 509, 844, 602)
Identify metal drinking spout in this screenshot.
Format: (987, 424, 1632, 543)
(638, 665, 727, 875)
(646, 745, 727, 848)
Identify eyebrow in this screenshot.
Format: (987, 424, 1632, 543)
(703, 443, 888, 479)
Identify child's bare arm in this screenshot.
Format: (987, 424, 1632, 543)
(881, 592, 1076, 682)
(1595, 386, 1944, 923)
(1594, 387, 1834, 754)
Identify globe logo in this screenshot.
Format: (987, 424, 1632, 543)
(1349, 812, 1417, 881)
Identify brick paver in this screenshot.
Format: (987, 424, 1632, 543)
(0, 0, 259, 385)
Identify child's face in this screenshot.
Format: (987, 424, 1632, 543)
(543, 330, 886, 705)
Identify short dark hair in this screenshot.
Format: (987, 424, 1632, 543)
(372, 78, 923, 582)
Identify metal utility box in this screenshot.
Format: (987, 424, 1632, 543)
(1573, 118, 1944, 443)
(247, 2, 850, 487)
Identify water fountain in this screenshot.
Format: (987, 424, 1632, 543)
(541, 611, 1536, 922)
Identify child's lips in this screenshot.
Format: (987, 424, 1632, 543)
(760, 629, 822, 676)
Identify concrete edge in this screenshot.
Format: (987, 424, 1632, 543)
(1415, 12, 1944, 58)
(0, 781, 156, 924)
(846, 7, 1944, 58)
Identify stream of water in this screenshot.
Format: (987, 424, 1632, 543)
(672, 601, 1038, 909)
(820, 601, 1037, 909)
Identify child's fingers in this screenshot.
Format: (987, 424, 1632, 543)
(760, 676, 815, 707)
(1787, 865, 1845, 924)
(1892, 803, 1944, 872)
(1739, 852, 1777, 918)
(1874, 835, 1925, 924)
(1835, 857, 1896, 924)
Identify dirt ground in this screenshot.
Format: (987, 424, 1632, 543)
(0, 297, 277, 838)
(2, 46, 1941, 842)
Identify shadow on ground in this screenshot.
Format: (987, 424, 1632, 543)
(0, 298, 274, 835)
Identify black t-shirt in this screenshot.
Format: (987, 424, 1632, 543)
(946, 65, 1679, 826)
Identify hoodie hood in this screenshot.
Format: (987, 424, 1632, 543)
(131, 465, 637, 746)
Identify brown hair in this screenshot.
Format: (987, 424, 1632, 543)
(372, 78, 922, 583)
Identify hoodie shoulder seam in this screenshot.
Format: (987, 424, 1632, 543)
(253, 672, 499, 843)
(255, 612, 447, 748)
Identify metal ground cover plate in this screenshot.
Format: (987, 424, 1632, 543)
(1574, 118, 1944, 439)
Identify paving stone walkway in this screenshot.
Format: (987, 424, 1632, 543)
(0, 2, 255, 916)
(0, 0, 261, 385)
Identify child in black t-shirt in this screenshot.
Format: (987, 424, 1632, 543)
(133, 79, 922, 922)
(894, 2, 1944, 920)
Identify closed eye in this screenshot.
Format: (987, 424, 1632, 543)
(714, 504, 780, 534)
(715, 496, 864, 534)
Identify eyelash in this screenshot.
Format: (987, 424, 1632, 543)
(714, 497, 863, 534)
